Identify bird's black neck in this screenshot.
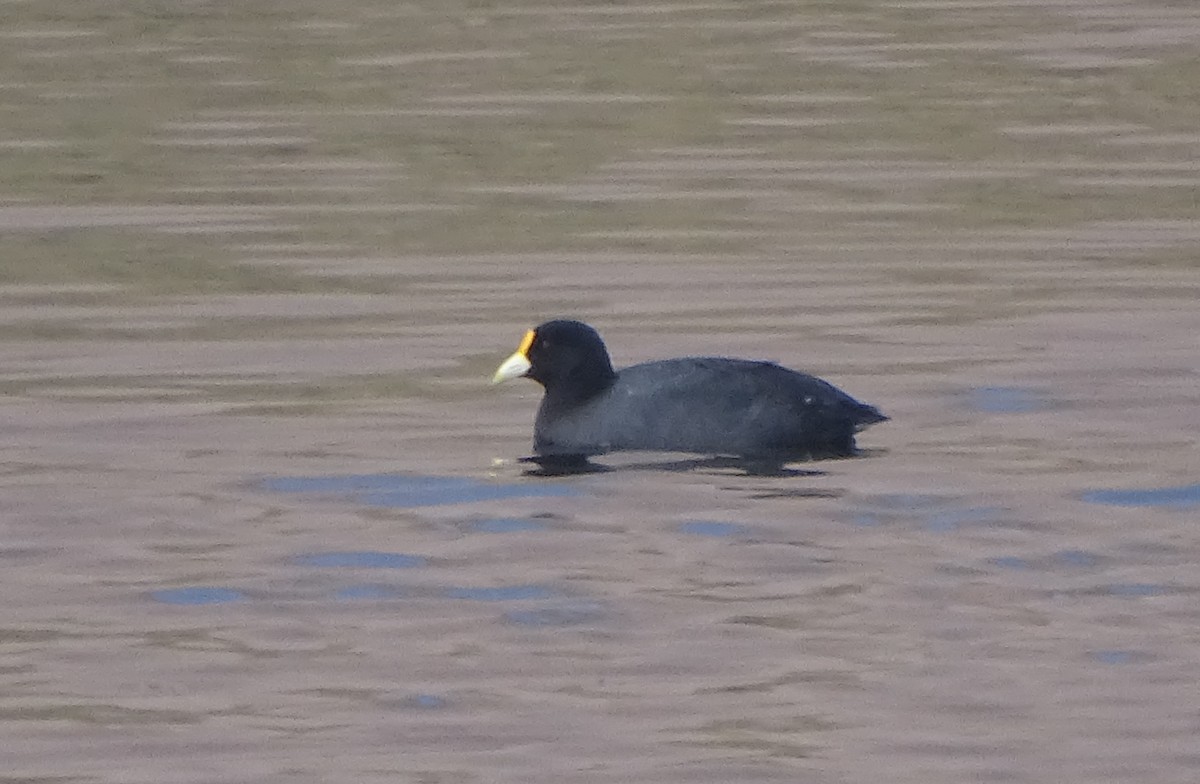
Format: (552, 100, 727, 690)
(547, 363, 615, 407)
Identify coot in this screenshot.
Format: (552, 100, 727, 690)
(493, 320, 886, 469)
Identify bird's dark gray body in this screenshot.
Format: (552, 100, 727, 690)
(534, 356, 885, 461)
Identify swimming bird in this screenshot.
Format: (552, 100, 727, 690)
(493, 319, 886, 471)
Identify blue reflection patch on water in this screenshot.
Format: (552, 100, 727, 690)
(967, 386, 1049, 413)
(987, 550, 1103, 573)
(445, 584, 554, 602)
(678, 521, 748, 538)
(471, 517, 547, 534)
(1105, 583, 1167, 598)
(263, 473, 577, 508)
(152, 587, 246, 605)
(926, 505, 1005, 533)
(846, 495, 1009, 533)
(1091, 650, 1138, 665)
(335, 584, 408, 600)
(1081, 483, 1200, 510)
(988, 555, 1032, 570)
(408, 693, 447, 709)
(506, 603, 605, 627)
(293, 551, 426, 569)
(1055, 549, 1100, 568)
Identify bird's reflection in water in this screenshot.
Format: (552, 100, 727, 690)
(519, 454, 831, 478)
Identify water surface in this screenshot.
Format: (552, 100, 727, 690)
(2, 2, 1200, 783)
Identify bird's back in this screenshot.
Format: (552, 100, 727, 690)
(534, 357, 884, 460)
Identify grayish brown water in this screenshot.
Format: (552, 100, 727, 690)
(2, 1, 1200, 782)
